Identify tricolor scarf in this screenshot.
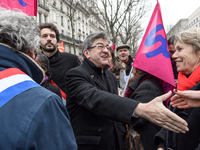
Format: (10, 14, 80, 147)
(177, 65, 200, 91)
(0, 68, 40, 108)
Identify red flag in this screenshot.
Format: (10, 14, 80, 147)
(110, 44, 115, 51)
(133, 0, 175, 106)
(0, 0, 37, 16)
(58, 41, 65, 52)
(49, 80, 67, 100)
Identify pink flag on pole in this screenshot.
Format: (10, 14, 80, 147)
(0, 0, 37, 16)
(133, 0, 175, 106)
(110, 44, 115, 51)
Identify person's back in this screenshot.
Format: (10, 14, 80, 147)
(0, 80, 75, 149)
(0, 8, 77, 149)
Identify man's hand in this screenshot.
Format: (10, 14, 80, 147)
(134, 91, 189, 133)
(171, 90, 200, 108)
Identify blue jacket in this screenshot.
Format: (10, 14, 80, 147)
(0, 44, 77, 150)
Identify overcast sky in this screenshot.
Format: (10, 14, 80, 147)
(144, 0, 200, 31)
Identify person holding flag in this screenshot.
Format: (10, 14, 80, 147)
(132, 0, 175, 107)
(123, 0, 173, 148)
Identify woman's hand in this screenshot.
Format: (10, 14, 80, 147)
(171, 90, 200, 108)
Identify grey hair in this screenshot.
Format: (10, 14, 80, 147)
(175, 27, 200, 53)
(0, 8, 40, 54)
(82, 32, 110, 56)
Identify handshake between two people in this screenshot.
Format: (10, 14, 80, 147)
(134, 90, 189, 134)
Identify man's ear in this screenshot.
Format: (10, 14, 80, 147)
(83, 49, 90, 59)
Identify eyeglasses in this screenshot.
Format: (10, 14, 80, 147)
(88, 43, 110, 51)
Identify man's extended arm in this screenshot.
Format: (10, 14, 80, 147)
(134, 91, 188, 133)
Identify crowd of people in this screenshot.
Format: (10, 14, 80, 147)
(1, 8, 200, 150)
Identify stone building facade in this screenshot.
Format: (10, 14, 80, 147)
(167, 6, 200, 38)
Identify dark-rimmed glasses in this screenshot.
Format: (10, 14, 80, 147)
(88, 43, 110, 51)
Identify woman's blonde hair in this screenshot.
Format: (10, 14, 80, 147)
(175, 27, 200, 53)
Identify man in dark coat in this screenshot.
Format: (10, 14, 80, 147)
(0, 9, 77, 150)
(39, 23, 80, 96)
(117, 44, 134, 76)
(65, 32, 188, 150)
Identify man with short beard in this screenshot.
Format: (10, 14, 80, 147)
(39, 23, 80, 97)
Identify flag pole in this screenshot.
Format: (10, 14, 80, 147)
(122, 65, 134, 97)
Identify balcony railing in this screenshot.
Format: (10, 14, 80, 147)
(61, 34, 72, 42)
(38, 1, 50, 12)
(60, 34, 83, 45)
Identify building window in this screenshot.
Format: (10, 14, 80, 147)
(53, 1, 56, 7)
(60, 2, 63, 11)
(69, 45, 71, 54)
(44, 15, 47, 23)
(68, 20, 70, 29)
(53, 11, 57, 22)
(38, 13, 42, 23)
(61, 16, 64, 26)
(67, 7, 69, 15)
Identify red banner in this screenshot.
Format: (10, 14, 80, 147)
(0, 0, 37, 16)
(58, 41, 65, 52)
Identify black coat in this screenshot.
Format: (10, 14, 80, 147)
(66, 58, 139, 150)
(125, 55, 133, 76)
(48, 50, 80, 94)
(41, 80, 62, 98)
(127, 73, 163, 150)
(154, 82, 200, 150)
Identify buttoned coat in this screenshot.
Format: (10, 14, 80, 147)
(66, 58, 139, 150)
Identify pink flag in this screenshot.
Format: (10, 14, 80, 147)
(110, 44, 115, 51)
(133, 0, 175, 106)
(0, 0, 37, 16)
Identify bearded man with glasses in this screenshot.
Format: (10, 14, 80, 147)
(65, 32, 188, 150)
